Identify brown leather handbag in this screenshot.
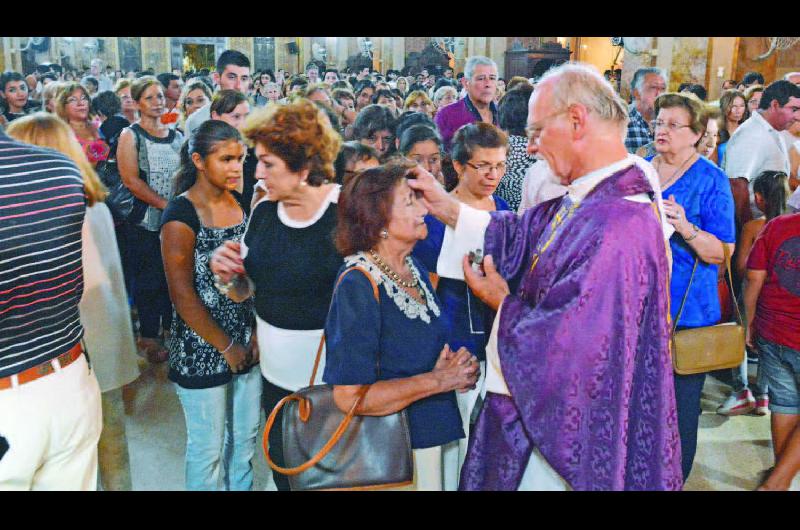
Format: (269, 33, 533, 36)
(262, 266, 414, 490)
(672, 243, 745, 375)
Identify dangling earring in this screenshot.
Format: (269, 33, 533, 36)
(380, 228, 389, 239)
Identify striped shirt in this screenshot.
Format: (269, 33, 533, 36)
(0, 131, 86, 378)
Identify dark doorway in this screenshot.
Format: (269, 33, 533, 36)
(182, 44, 216, 72)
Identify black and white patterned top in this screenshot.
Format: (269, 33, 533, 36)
(131, 124, 183, 232)
(496, 135, 535, 212)
(161, 194, 255, 389)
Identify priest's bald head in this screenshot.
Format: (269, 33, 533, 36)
(526, 63, 630, 185)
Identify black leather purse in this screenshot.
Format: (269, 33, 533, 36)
(263, 266, 414, 490)
(97, 125, 149, 225)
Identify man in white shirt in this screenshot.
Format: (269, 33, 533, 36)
(90, 59, 114, 93)
(723, 80, 800, 216)
(517, 159, 567, 214)
(184, 50, 252, 140)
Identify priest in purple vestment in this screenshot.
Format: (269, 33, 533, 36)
(407, 63, 683, 491)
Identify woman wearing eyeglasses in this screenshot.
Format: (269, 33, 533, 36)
(55, 82, 110, 166)
(412, 122, 510, 490)
(646, 92, 736, 483)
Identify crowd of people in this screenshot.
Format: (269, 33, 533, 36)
(1, 47, 800, 492)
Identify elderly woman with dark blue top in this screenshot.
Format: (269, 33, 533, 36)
(646, 92, 736, 483)
(324, 160, 480, 491)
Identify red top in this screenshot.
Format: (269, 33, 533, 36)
(75, 131, 110, 165)
(747, 213, 800, 351)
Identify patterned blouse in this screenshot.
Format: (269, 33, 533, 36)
(161, 194, 255, 389)
(495, 135, 535, 212)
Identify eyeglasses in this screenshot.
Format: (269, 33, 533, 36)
(66, 95, 89, 104)
(525, 109, 569, 141)
(465, 161, 506, 176)
(650, 120, 692, 132)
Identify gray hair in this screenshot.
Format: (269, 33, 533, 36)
(784, 72, 800, 81)
(537, 62, 629, 129)
(631, 67, 666, 97)
(464, 56, 498, 80)
(433, 85, 458, 105)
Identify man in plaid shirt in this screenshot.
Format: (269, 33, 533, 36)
(625, 68, 667, 153)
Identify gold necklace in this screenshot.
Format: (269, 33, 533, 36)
(657, 152, 697, 190)
(368, 249, 419, 289)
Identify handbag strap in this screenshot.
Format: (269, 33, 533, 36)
(308, 266, 380, 386)
(672, 241, 739, 332)
(263, 265, 380, 476)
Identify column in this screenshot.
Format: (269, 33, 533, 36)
(336, 37, 349, 71)
(300, 37, 312, 72)
(1, 37, 9, 72)
(488, 36, 506, 78)
(392, 36, 405, 72)
(706, 37, 737, 100)
(655, 36, 674, 88)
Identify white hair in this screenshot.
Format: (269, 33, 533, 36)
(631, 67, 666, 97)
(433, 85, 458, 105)
(464, 56, 497, 80)
(537, 62, 629, 128)
(784, 72, 800, 81)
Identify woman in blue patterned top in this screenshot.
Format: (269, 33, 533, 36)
(411, 122, 509, 488)
(161, 120, 259, 491)
(325, 160, 480, 490)
(646, 92, 736, 482)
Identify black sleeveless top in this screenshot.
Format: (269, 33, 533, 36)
(243, 192, 342, 330)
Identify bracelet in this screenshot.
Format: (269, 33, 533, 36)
(683, 224, 700, 242)
(220, 338, 235, 355)
(213, 274, 236, 295)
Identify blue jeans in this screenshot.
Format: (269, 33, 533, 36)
(175, 368, 262, 491)
(758, 337, 800, 415)
(674, 371, 707, 482)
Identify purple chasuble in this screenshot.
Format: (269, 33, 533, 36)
(459, 165, 682, 491)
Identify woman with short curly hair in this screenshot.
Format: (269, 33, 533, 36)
(209, 99, 342, 490)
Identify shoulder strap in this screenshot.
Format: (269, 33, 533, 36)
(722, 242, 743, 326)
(672, 258, 698, 332)
(129, 124, 150, 181)
(308, 265, 379, 386)
(673, 241, 740, 332)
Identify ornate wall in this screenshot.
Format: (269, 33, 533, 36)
(669, 37, 710, 90)
(620, 37, 655, 102)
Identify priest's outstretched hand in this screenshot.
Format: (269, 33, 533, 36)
(462, 254, 509, 312)
(406, 165, 460, 228)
